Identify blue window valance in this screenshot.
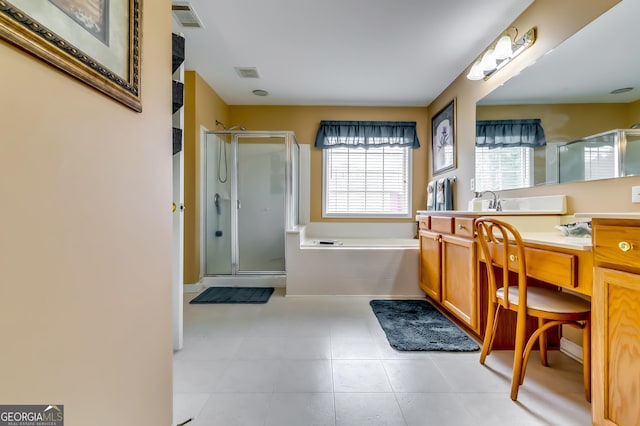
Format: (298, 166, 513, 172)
(476, 119, 546, 149)
(315, 121, 420, 149)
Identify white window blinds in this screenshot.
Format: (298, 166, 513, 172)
(323, 146, 411, 217)
(475, 146, 533, 191)
(584, 145, 614, 180)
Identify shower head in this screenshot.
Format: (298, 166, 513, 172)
(215, 121, 245, 131)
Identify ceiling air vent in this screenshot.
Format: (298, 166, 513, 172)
(172, 2, 204, 28)
(234, 67, 260, 79)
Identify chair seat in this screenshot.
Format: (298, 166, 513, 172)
(497, 286, 591, 314)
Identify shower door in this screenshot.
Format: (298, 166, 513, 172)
(235, 135, 286, 273)
(205, 132, 294, 276)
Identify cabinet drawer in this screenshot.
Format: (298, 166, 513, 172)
(486, 243, 577, 288)
(430, 216, 453, 234)
(523, 247, 576, 288)
(454, 217, 475, 238)
(418, 216, 430, 230)
(594, 225, 640, 271)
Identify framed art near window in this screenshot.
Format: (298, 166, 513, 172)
(432, 99, 456, 175)
(0, 0, 142, 112)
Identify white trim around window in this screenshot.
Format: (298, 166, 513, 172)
(322, 146, 412, 218)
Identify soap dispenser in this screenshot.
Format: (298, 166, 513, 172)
(468, 192, 482, 211)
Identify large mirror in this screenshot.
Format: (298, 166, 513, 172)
(475, 0, 640, 192)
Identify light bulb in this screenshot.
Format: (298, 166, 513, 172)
(494, 35, 513, 60)
(466, 60, 485, 80)
(480, 49, 497, 72)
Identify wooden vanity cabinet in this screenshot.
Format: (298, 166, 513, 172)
(419, 216, 479, 333)
(419, 228, 441, 301)
(592, 218, 640, 426)
(441, 232, 478, 331)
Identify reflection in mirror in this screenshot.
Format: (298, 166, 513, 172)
(475, 0, 640, 191)
(558, 129, 640, 183)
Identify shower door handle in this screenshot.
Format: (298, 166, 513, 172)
(237, 199, 241, 209)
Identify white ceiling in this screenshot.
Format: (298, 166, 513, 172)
(479, 0, 640, 105)
(172, 0, 533, 106)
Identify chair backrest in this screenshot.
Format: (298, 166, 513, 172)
(475, 217, 528, 311)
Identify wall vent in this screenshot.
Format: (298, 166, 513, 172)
(172, 2, 204, 28)
(234, 67, 260, 79)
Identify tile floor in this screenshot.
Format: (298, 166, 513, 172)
(173, 288, 591, 426)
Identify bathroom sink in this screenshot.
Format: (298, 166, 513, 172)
(415, 195, 567, 219)
(467, 195, 567, 214)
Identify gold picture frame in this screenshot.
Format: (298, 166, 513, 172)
(0, 0, 142, 112)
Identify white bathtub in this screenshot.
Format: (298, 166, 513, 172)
(285, 224, 423, 296)
(302, 238, 418, 248)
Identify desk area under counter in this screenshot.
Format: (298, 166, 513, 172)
(417, 211, 593, 346)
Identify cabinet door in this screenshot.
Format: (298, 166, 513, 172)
(441, 234, 478, 332)
(593, 267, 640, 426)
(419, 230, 441, 302)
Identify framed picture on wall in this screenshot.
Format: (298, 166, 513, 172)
(0, 0, 142, 112)
(432, 99, 456, 175)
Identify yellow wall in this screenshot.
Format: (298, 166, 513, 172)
(478, 103, 631, 142)
(428, 0, 640, 213)
(0, 1, 173, 424)
(229, 106, 429, 222)
(629, 99, 640, 126)
(183, 71, 229, 283)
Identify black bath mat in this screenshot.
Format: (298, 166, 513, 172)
(190, 287, 274, 304)
(370, 299, 480, 351)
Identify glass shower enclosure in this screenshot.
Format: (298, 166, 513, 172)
(557, 128, 640, 183)
(204, 131, 298, 278)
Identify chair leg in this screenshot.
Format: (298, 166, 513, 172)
(510, 311, 528, 401)
(538, 317, 548, 367)
(480, 303, 500, 364)
(583, 317, 591, 402)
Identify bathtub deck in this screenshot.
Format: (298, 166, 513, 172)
(301, 238, 419, 248)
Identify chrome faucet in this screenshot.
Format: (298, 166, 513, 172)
(478, 191, 502, 211)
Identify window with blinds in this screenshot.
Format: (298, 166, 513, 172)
(475, 146, 533, 191)
(584, 145, 614, 180)
(323, 146, 411, 218)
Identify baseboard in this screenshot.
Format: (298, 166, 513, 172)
(201, 275, 286, 288)
(183, 282, 204, 293)
(559, 337, 583, 363)
(284, 293, 425, 298)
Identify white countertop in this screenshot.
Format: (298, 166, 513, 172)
(416, 210, 563, 218)
(519, 232, 592, 251)
(574, 212, 640, 219)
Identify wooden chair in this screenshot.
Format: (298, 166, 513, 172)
(475, 217, 591, 401)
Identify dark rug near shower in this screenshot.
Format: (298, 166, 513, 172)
(190, 287, 274, 304)
(370, 300, 480, 352)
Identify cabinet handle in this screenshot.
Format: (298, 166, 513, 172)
(509, 254, 517, 262)
(618, 241, 633, 252)
(457, 224, 465, 230)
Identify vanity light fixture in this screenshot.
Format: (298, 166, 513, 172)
(467, 27, 537, 81)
